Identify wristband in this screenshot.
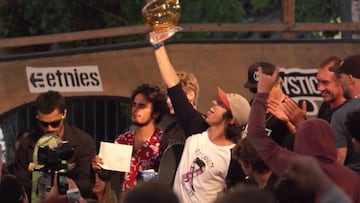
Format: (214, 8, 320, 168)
(67, 188, 81, 203)
(152, 43, 164, 50)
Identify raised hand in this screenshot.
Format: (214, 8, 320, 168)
(92, 155, 104, 171)
(149, 31, 171, 45)
(257, 67, 280, 93)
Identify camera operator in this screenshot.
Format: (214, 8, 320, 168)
(43, 172, 87, 203)
(12, 90, 96, 201)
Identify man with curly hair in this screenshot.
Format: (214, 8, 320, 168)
(93, 84, 169, 193)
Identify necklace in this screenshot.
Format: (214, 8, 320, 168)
(265, 113, 273, 123)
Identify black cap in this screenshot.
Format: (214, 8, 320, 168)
(329, 55, 360, 79)
(243, 62, 277, 89)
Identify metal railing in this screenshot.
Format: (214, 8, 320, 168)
(0, 0, 359, 49)
(1, 96, 131, 165)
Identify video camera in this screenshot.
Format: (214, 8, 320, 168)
(37, 141, 74, 194)
(37, 141, 74, 174)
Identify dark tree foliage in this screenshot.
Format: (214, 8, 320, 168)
(0, 0, 341, 51)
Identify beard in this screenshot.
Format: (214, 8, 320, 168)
(322, 91, 336, 103)
(132, 117, 152, 127)
(41, 126, 61, 137)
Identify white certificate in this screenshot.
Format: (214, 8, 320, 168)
(98, 141, 133, 172)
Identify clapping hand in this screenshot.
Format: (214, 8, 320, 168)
(282, 98, 307, 128)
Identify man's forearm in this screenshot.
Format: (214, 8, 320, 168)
(336, 147, 347, 164)
(154, 46, 179, 88)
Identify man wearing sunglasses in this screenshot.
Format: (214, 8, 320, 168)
(12, 90, 96, 201)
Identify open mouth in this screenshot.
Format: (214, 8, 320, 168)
(206, 108, 215, 116)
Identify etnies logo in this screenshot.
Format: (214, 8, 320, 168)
(26, 66, 103, 93)
(279, 68, 321, 117)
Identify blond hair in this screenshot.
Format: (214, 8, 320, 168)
(176, 71, 200, 107)
(96, 181, 118, 203)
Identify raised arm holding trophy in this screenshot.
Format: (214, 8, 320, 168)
(148, 0, 251, 201)
(142, 0, 182, 44)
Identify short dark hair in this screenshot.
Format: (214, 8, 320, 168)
(345, 109, 360, 142)
(0, 174, 27, 203)
(130, 84, 169, 123)
(232, 138, 270, 174)
(122, 182, 179, 203)
(35, 90, 66, 114)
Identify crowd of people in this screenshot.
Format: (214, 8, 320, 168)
(0, 30, 360, 203)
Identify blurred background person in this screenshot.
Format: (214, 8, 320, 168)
(92, 172, 117, 203)
(213, 184, 276, 203)
(345, 109, 360, 153)
(0, 174, 29, 203)
(157, 70, 200, 186)
(232, 138, 278, 193)
(158, 70, 200, 152)
(121, 182, 179, 203)
(286, 155, 352, 203)
(329, 54, 360, 174)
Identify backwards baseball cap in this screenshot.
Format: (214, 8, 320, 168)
(329, 55, 360, 79)
(243, 62, 277, 89)
(217, 87, 250, 126)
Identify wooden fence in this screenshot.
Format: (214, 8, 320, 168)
(0, 0, 359, 49)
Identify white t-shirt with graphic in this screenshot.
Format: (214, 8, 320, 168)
(173, 131, 234, 203)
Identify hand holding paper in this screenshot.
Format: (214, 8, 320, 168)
(92, 155, 104, 171)
(97, 141, 133, 172)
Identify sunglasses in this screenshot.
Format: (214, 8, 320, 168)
(37, 116, 65, 128)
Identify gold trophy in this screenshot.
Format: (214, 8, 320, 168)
(142, 0, 182, 44)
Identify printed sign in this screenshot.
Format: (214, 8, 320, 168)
(279, 67, 321, 117)
(26, 66, 103, 93)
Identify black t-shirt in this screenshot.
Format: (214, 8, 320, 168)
(249, 97, 294, 151)
(265, 113, 294, 151)
(317, 101, 348, 123)
(157, 114, 186, 154)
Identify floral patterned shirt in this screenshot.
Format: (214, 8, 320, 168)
(114, 127, 163, 191)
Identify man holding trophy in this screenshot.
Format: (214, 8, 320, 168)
(143, 1, 249, 202)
